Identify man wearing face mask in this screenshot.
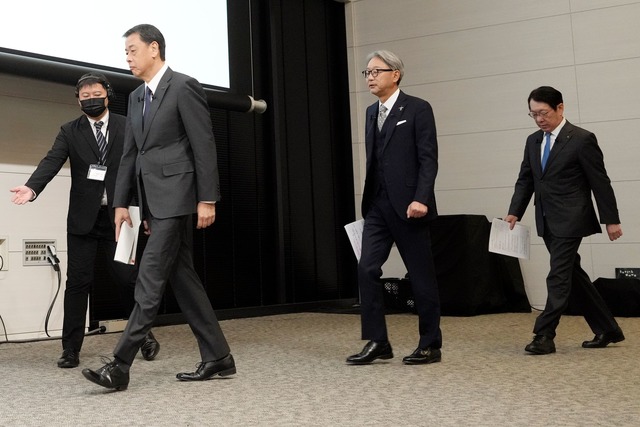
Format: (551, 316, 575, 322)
(10, 73, 160, 368)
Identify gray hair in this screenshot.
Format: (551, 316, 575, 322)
(366, 50, 405, 84)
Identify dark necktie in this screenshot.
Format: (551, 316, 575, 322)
(377, 104, 388, 131)
(143, 86, 153, 130)
(94, 121, 107, 164)
(541, 132, 551, 171)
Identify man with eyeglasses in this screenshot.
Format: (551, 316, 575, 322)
(346, 50, 442, 366)
(505, 86, 624, 355)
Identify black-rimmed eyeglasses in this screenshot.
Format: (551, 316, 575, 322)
(362, 68, 394, 78)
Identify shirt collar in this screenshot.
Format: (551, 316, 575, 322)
(548, 117, 567, 138)
(146, 63, 169, 94)
(380, 88, 401, 112)
(87, 110, 110, 128)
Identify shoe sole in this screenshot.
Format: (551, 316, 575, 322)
(582, 338, 625, 348)
(525, 347, 556, 355)
(176, 366, 237, 381)
(346, 353, 394, 365)
(58, 362, 79, 368)
(218, 367, 237, 377)
(402, 357, 441, 365)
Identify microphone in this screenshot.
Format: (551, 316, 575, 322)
(137, 97, 142, 102)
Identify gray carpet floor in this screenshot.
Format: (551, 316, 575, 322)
(1, 312, 639, 426)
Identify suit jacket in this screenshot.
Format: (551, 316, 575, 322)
(508, 121, 620, 237)
(361, 90, 438, 222)
(26, 113, 127, 235)
(113, 68, 220, 218)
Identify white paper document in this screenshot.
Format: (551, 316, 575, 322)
(344, 219, 365, 261)
(488, 217, 530, 259)
(114, 206, 141, 265)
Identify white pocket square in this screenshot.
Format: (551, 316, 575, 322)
(396, 120, 407, 126)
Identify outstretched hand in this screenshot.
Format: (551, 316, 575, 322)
(9, 186, 34, 205)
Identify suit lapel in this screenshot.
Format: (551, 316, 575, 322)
(131, 85, 145, 147)
(382, 91, 408, 149)
(141, 68, 173, 147)
(534, 130, 544, 174)
(104, 117, 121, 166)
(544, 121, 574, 173)
(365, 103, 377, 166)
(79, 116, 101, 163)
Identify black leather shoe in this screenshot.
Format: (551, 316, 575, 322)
(176, 354, 236, 381)
(82, 359, 130, 391)
(582, 328, 625, 348)
(402, 347, 441, 365)
(346, 341, 393, 365)
(525, 335, 556, 355)
(140, 331, 160, 361)
(57, 349, 79, 368)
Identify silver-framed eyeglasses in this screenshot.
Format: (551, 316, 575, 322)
(362, 68, 394, 78)
(528, 110, 551, 119)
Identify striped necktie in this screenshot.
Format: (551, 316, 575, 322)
(94, 121, 107, 165)
(377, 104, 388, 131)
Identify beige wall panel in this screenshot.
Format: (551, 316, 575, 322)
(0, 96, 77, 166)
(572, 3, 640, 64)
(352, 141, 366, 198)
(437, 129, 534, 191)
(575, 59, 640, 123)
(355, 16, 575, 87)
(349, 0, 570, 47)
(0, 74, 78, 167)
(584, 120, 640, 183)
(570, 0, 640, 12)
(409, 68, 579, 136)
(348, 91, 362, 143)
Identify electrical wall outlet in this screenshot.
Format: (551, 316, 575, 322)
(23, 240, 56, 266)
(0, 236, 8, 271)
(98, 319, 128, 333)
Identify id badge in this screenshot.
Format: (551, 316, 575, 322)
(87, 164, 107, 181)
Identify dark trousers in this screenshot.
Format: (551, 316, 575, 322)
(534, 230, 619, 338)
(63, 207, 137, 352)
(113, 213, 230, 366)
(358, 195, 442, 349)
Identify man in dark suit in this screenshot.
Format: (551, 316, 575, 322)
(506, 86, 624, 355)
(346, 50, 442, 366)
(82, 24, 234, 391)
(10, 73, 159, 368)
